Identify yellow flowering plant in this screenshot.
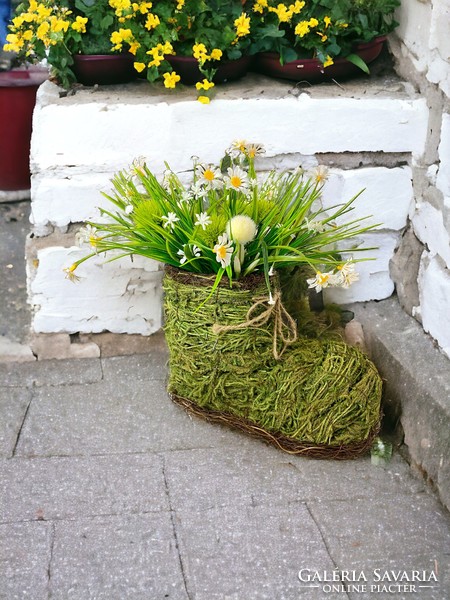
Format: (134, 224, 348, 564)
(4, 0, 256, 98)
(3, 0, 136, 88)
(115, 0, 256, 100)
(66, 141, 378, 301)
(250, 0, 400, 70)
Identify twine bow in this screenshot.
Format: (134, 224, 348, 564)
(212, 291, 298, 360)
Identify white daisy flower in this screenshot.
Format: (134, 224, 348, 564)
(130, 156, 146, 176)
(63, 264, 81, 282)
(224, 166, 249, 192)
(245, 143, 265, 158)
(76, 224, 98, 247)
(311, 164, 329, 184)
(227, 139, 248, 158)
(306, 270, 336, 293)
(213, 233, 234, 268)
(194, 212, 212, 230)
(161, 212, 179, 231)
(335, 261, 359, 288)
(195, 163, 223, 190)
(305, 218, 326, 233)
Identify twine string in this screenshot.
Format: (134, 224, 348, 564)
(212, 291, 298, 360)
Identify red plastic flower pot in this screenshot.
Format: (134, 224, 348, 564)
(253, 37, 386, 83)
(165, 54, 253, 86)
(72, 54, 136, 86)
(0, 66, 48, 192)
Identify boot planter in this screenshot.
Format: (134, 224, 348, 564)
(163, 267, 382, 459)
(67, 140, 384, 457)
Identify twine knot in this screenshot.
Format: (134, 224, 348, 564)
(212, 291, 298, 360)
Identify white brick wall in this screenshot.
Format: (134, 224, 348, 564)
(419, 254, 450, 358)
(324, 232, 399, 304)
(32, 247, 163, 335)
(322, 167, 413, 231)
(31, 171, 115, 236)
(436, 113, 450, 199)
(396, 0, 450, 95)
(394, 1, 450, 357)
(32, 83, 428, 175)
(412, 201, 450, 269)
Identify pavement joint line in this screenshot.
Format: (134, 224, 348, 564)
(162, 456, 193, 600)
(304, 501, 352, 600)
(12, 444, 221, 460)
(46, 521, 56, 600)
(0, 508, 173, 527)
(12, 391, 34, 458)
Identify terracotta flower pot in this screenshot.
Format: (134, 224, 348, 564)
(72, 53, 136, 86)
(254, 37, 386, 83)
(165, 54, 253, 85)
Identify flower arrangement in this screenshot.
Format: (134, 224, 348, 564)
(65, 142, 384, 456)
(65, 140, 377, 303)
(250, 0, 400, 71)
(121, 0, 254, 100)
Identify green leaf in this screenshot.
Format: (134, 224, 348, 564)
(346, 53, 370, 74)
(281, 47, 298, 64)
(100, 15, 114, 30)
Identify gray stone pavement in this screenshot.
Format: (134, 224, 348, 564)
(1, 346, 450, 600)
(0, 201, 31, 344)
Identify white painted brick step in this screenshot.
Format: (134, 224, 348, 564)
(28, 74, 427, 335)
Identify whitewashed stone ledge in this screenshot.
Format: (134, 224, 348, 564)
(436, 112, 450, 199)
(31, 77, 428, 174)
(324, 231, 400, 304)
(418, 253, 450, 359)
(31, 247, 163, 335)
(28, 74, 427, 335)
(322, 166, 413, 231)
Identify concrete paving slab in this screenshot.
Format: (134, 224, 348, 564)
(101, 352, 169, 382)
(88, 329, 168, 357)
(0, 201, 32, 344)
(49, 514, 188, 600)
(14, 379, 255, 457)
(341, 557, 448, 600)
(0, 336, 35, 363)
(163, 448, 426, 513)
(173, 502, 340, 600)
(1, 454, 168, 523)
(0, 357, 103, 388)
(0, 387, 31, 457)
(0, 521, 52, 600)
(308, 493, 450, 565)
